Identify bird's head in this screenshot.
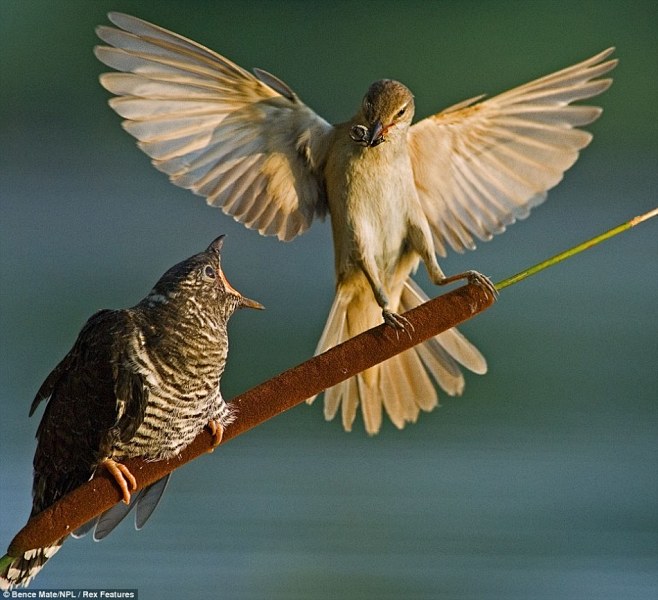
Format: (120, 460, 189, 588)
(143, 235, 263, 322)
(350, 79, 415, 148)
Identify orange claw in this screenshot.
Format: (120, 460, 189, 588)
(102, 459, 137, 504)
(206, 419, 224, 451)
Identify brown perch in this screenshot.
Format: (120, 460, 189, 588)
(6, 282, 495, 557)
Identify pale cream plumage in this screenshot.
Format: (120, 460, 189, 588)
(95, 13, 616, 434)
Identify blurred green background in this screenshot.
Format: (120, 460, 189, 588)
(1, 1, 656, 598)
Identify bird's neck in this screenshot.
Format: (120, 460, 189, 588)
(132, 303, 229, 387)
(136, 299, 228, 353)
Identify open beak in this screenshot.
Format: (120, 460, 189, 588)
(368, 120, 385, 147)
(239, 295, 265, 310)
(218, 268, 264, 310)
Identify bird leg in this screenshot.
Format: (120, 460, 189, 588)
(359, 259, 414, 334)
(436, 270, 499, 299)
(206, 419, 224, 451)
(410, 220, 498, 300)
(101, 459, 137, 505)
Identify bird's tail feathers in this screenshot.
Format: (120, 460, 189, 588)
(402, 278, 487, 375)
(309, 277, 486, 435)
(73, 474, 170, 541)
(0, 475, 171, 589)
(0, 542, 63, 590)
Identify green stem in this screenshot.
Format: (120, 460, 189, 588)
(0, 553, 15, 573)
(495, 207, 658, 291)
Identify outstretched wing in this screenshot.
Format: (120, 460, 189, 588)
(408, 48, 617, 255)
(95, 12, 333, 241)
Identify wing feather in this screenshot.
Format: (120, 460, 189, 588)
(96, 13, 333, 241)
(409, 48, 616, 253)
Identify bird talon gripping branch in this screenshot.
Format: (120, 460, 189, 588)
(467, 271, 499, 300)
(101, 459, 137, 505)
(382, 310, 415, 336)
(206, 419, 224, 450)
(438, 270, 498, 301)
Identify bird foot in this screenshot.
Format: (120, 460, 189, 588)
(206, 419, 224, 451)
(382, 309, 414, 338)
(101, 459, 137, 505)
(439, 270, 499, 300)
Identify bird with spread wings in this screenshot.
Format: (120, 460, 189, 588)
(95, 13, 616, 434)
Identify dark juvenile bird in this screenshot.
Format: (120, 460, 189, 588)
(94, 13, 617, 434)
(0, 236, 262, 589)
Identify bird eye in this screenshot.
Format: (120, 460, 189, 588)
(204, 265, 216, 279)
(396, 106, 407, 119)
